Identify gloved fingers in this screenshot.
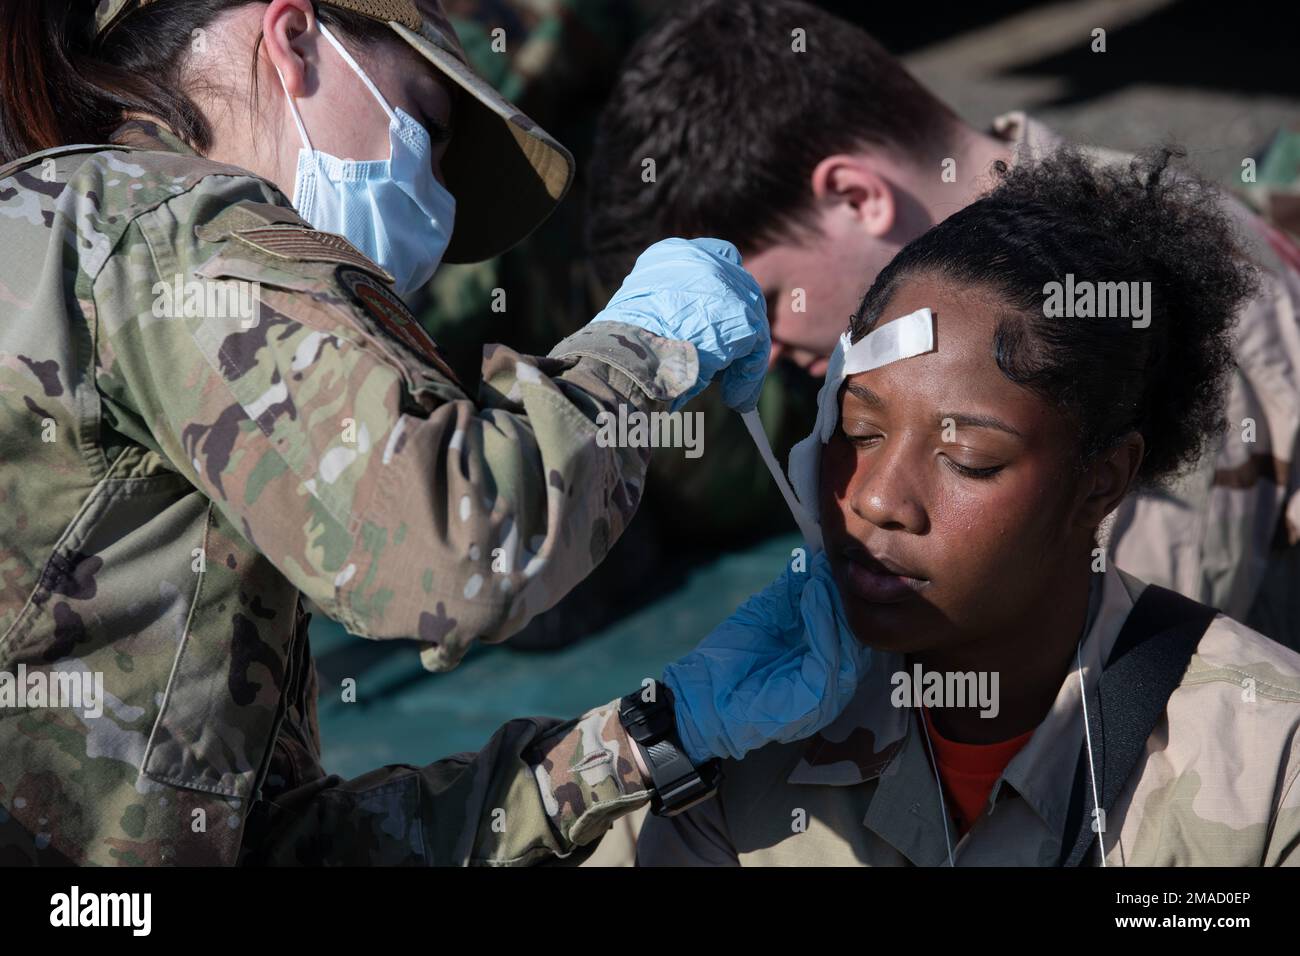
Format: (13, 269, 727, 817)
(606, 292, 758, 360)
(663, 555, 860, 763)
(798, 564, 871, 714)
(684, 236, 744, 264)
(666, 645, 827, 762)
(798, 555, 854, 658)
(725, 560, 809, 636)
(625, 241, 763, 306)
(680, 608, 850, 748)
(635, 238, 746, 282)
(720, 369, 763, 413)
(720, 337, 771, 412)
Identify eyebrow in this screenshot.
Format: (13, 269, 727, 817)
(843, 383, 1024, 438)
(844, 382, 886, 408)
(940, 412, 1023, 438)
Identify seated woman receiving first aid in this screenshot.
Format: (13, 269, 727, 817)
(644, 149, 1300, 866)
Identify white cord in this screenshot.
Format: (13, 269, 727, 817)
(739, 409, 822, 550)
(1076, 639, 1107, 867)
(917, 709, 956, 867)
(916, 639, 1103, 869)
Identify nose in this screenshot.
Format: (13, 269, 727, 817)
(848, 435, 929, 535)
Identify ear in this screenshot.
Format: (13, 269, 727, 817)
(263, 0, 317, 97)
(809, 154, 896, 238)
(1075, 431, 1145, 530)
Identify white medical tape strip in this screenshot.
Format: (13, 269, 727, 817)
(842, 307, 935, 375)
(741, 308, 936, 553)
(741, 409, 822, 548)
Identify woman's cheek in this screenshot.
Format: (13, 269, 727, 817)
(938, 470, 1053, 588)
(939, 479, 1010, 540)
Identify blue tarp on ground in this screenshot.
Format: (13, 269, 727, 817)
(312, 534, 800, 779)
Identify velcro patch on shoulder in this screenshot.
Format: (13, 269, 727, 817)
(335, 265, 462, 387)
(194, 201, 307, 241)
(228, 224, 395, 283)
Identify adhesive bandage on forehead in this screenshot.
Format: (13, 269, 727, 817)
(741, 308, 937, 553)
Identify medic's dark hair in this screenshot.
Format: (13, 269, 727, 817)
(0, 0, 389, 163)
(850, 147, 1258, 488)
(585, 0, 960, 291)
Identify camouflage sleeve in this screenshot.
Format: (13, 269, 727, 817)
(93, 174, 696, 670)
(245, 697, 654, 865)
(463, 698, 654, 865)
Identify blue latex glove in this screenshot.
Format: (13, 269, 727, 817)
(591, 237, 771, 411)
(664, 550, 872, 763)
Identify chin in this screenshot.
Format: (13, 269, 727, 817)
(827, 558, 938, 652)
(842, 601, 937, 655)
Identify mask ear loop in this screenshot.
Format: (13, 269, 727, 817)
(275, 19, 399, 204)
(276, 20, 401, 148)
(274, 60, 320, 214)
(317, 21, 400, 125)
(277, 68, 315, 152)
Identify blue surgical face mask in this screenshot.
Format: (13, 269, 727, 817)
(278, 22, 456, 298)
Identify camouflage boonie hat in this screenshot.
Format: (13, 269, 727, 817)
(94, 0, 576, 263)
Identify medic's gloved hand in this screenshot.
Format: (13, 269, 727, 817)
(590, 237, 770, 412)
(664, 550, 872, 763)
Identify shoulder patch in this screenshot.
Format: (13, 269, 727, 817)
(229, 224, 395, 283)
(195, 202, 395, 281)
(335, 265, 462, 386)
(194, 201, 307, 239)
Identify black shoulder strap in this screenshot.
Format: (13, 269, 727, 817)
(1058, 584, 1218, 866)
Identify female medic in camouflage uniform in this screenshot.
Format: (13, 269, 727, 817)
(0, 0, 870, 864)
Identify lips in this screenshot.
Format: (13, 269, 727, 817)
(839, 545, 929, 605)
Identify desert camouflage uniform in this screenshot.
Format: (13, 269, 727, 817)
(0, 122, 664, 865)
(994, 112, 1300, 650)
(1238, 126, 1300, 247)
(639, 562, 1300, 866)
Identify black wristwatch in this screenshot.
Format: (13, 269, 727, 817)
(618, 681, 721, 816)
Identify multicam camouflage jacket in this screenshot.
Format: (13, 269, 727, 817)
(0, 122, 671, 865)
(639, 562, 1300, 866)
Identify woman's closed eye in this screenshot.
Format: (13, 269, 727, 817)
(944, 459, 1005, 480)
(841, 421, 883, 447)
(941, 449, 1007, 480)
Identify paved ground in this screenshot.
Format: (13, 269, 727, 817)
(900, 0, 1298, 184)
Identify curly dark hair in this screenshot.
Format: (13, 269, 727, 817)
(850, 147, 1258, 489)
